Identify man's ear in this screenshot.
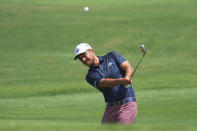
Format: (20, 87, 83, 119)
(91, 49, 94, 54)
(88, 49, 94, 54)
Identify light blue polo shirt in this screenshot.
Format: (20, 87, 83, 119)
(86, 51, 136, 103)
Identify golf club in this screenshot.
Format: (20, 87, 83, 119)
(125, 45, 146, 88)
(130, 45, 146, 78)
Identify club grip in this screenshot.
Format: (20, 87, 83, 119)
(125, 84, 132, 88)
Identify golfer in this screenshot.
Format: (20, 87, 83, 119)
(74, 43, 137, 124)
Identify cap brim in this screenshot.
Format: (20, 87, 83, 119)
(74, 52, 83, 60)
(74, 56, 78, 60)
(74, 50, 87, 60)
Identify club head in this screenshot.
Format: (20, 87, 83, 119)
(140, 45, 146, 55)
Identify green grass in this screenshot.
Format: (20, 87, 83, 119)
(0, 0, 197, 130)
(0, 88, 197, 130)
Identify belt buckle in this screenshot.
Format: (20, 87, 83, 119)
(123, 99, 127, 104)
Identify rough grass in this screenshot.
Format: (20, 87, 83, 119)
(0, 0, 197, 130)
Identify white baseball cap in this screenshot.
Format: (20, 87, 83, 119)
(74, 43, 92, 60)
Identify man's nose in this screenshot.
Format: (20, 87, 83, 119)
(82, 57, 86, 62)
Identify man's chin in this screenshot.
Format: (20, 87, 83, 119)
(83, 62, 91, 67)
(87, 63, 94, 67)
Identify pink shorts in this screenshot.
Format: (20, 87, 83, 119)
(101, 101, 137, 124)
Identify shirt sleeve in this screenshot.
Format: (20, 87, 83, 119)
(111, 51, 126, 66)
(86, 73, 102, 89)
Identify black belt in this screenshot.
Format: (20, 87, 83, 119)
(107, 97, 136, 106)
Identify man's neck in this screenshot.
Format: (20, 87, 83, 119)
(92, 56, 100, 67)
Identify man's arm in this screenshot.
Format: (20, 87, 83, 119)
(120, 60, 134, 80)
(99, 61, 133, 88)
(99, 78, 132, 88)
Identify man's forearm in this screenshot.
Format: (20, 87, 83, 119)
(125, 66, 134, 80)
(99, 78, 131, 88)
(120, 61, 134, 80)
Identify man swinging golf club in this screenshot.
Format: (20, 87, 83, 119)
(74, 43, 142, 124)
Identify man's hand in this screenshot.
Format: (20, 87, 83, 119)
(122, 77, 132, 85)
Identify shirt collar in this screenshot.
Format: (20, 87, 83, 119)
(98, 56, 104, 63)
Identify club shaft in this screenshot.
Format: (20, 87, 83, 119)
(131, 54, 145, 78)
(125, 48, 145, 88)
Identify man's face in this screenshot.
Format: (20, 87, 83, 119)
(77, 50, 95, 67)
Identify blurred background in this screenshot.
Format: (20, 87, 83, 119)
(0, 0, 197, 130)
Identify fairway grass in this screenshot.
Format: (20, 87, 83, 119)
(0, 0, 197, 130)
(0, 88, 197, 131)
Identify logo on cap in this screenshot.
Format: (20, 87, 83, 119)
(75, 48, 79, 54)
